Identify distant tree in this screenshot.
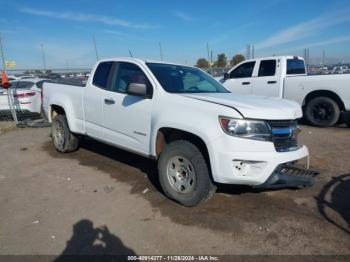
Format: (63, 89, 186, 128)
(216, 53, 227, 67)
(230, 54, 245, 67)
(34, 70, 44, 75)
(196, 58, 210, 68)
(45, 70, 52, 75)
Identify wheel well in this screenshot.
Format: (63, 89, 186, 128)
(156, 128, 210, 164)
(51, 105, 65, 120)
(303, 90, 345, 111)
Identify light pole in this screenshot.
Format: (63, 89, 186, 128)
(40, 43, 47, 71)
(159, 42, 163, 61)
(93, 35, 99, 61)
(0, 34, 18, 123)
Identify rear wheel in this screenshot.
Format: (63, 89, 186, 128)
(52, 114, 79, 153)
(158, 140, 216, 206)
(305, 96, 340, 127)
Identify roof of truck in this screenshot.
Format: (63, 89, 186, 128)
(97, 57, 193, 68)
(244, 55, 304, 63)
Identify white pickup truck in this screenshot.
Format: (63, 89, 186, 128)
(223, 56, 350, 127)
(43, 57, 317, 206)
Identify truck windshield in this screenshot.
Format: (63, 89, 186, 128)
(146, 63, 230, 93)
(287, 59, 306, 75)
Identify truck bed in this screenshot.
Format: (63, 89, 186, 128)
(284, 74, 350, 110)
(43, 82, 86, 133)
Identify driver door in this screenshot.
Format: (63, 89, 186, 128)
(223, 61, 255, 95)
(102, 62, 153, 155)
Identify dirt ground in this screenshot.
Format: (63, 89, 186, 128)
(0, 121, 16, 135)
(0, 125, 349, 256)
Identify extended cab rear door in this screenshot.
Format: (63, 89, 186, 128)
(84, 61, 114, 138)
(223, 61, 255, 95)
(252, 59, 282, 97)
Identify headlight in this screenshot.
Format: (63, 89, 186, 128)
(219, 116, 271, 141)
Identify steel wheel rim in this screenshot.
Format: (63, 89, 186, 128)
(166, 156, 196, 194)
(53, 121, 65, 148)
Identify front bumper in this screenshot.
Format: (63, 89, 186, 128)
(254, 164, 319, 189)
(209, 134, 311, 186)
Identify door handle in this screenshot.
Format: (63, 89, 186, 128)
(104, 98, 115, 105)
(267, 81, 277, 84)
(242, 82, 250, 85)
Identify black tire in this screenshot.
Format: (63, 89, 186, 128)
(343, 113, 350, 128)
(51, 114, 79, 153)
(304, 96, 340, 127)
(158, 140, 216, 207)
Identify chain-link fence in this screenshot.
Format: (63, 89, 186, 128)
(1, 68, 89, 127)
(0, 88, 43, 127)
(204, 67, 230, 77)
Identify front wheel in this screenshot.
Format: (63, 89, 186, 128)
(52, 114, 79, 153)
(304, 96, 340, 127)
(158, 140, 216, 206)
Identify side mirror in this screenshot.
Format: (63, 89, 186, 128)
(223, 72, 229, 80)
(126, 83, 147, 97)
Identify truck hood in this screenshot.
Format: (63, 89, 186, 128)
(182, 93, 302, 120)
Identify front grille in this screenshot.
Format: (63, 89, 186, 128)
(266, 120, 299, 152)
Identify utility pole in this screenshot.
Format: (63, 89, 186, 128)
(0, 34, 18, 123)
(246, 44, 251, 59)
(159, 42, 163, 61)
(322, 50, 326, 66)
(251, 45, 255, 59)
(0, 34, 6, 72)
(93, 35, 99, 61)
(206, 43, 210, 62)
(303, 48, 310, 67)
(40, 43, 47, 71)
(207, 43, 213, 74)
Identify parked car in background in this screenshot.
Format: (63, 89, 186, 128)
(223, 56, 350, 127)
(0, 78, 55, 114)
(43, 57, 317, 206)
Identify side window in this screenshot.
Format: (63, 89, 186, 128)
(111, 62, 152, 95)
(229, 61, 255, 78)
(258, 60, 276, 77)
(36, 80, 55, 89)
(287, 59, 306, 75)
(14, 81, 35, 89)
(93, 61, 113, 89)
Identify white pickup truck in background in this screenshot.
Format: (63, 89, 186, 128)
(223, 56, 350, 127)
(43, 57, 317, 206)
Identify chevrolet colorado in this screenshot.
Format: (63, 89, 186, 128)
(222, 56, 350, 127)
(43, 58, 316, 206)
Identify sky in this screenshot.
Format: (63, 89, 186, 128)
(1, 0, 350, 69)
